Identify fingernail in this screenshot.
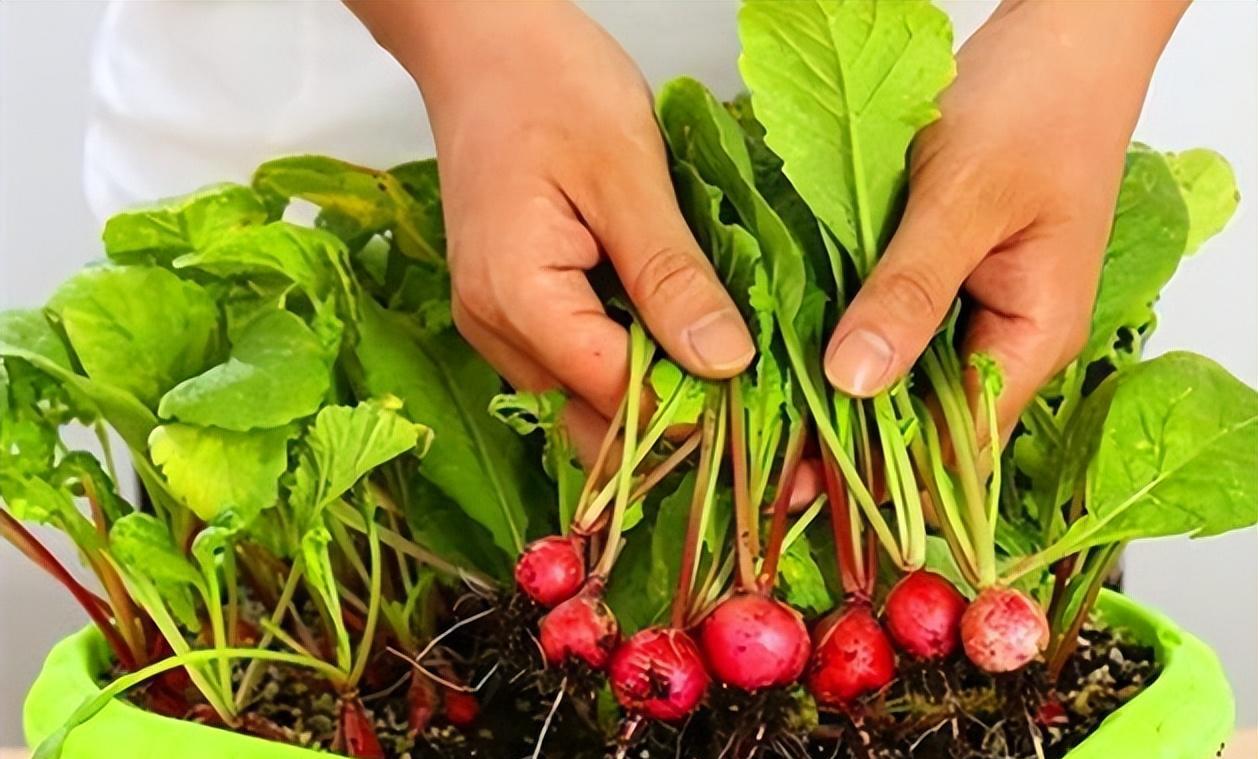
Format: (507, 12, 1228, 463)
(685, 310, 755, 374)
(826, 329, 894, 396)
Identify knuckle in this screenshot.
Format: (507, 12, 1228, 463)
(878, 267, 947, 320)
(631, 246, 706, 305)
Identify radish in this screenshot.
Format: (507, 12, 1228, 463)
(883, 570, 967, 660)
(961, 587, 1049, 673)
(515, 535, 585, 608)
(610, 627, 710, 721)
(442, 688, 480, 727)
(539, 584, 620, 670)
(336, 697, 385, 758)
(806, 604, 896, 707)
(407, 672, 437, 736)
(699, 592, 810, 690)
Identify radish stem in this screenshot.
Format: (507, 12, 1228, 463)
(758, 420, 807, 591)
(728, 378, 759, 591)
(593, 324, 652, 579)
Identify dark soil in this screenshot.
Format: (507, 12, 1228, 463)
(117, 597, 1158, 759)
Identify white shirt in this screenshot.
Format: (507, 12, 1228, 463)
(83, 0, 994, 224)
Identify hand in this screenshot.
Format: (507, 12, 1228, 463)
(350, 0, 754, 453)
(823, 0, 1187, 439)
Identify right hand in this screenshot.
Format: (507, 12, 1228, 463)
(354, 0, 754, 454)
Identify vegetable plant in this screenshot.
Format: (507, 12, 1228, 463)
(3, 0, 1255, 757)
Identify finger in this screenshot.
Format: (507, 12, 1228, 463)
(452, 297, 562, 393)
(961, 238, 1096, 449)
(824, 178, 1006, 397)
(561, 397, 616, 473)
(572, 130, 755, 378)
(453, 195, 632, 419)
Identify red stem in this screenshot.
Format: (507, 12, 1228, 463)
(0, 509, 136, 669)
(758, 422, 807, 593)
(820, 448, 863, 599)
(672, 405, 720, 629)
(862, 525, 878, 599)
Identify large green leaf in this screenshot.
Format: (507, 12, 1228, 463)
(288, 399, 430, 530)
(0, 309, 157, 449)
(252, 156, 444, 265)
(47, 266, 222, 409)
(738, 0, 954, 272)
(148, 423, 292, 523)
(159, 310, 332, 431)
(175, 222, 355, 305)
(1084, 147, 1191, 363)
(102, 184, 267, 266)
(658, 77, 807, 324)
(1167, 148, 1240, 256)
(1049, 353, 1258, 559)
(354, 298, 545, 553)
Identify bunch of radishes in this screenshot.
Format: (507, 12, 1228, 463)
(509, 330, 1050, 734)
(516, 535, 1047, 722)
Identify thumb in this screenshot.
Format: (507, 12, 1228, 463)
(825, 190, 1001, 396)
(574, 145, 754, 379)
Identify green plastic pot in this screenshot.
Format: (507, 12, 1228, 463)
(24, 590, 1234, 758)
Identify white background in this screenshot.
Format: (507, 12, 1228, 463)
(1, 0, 1255, 745)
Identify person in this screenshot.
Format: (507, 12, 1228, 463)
(86, 0, 1188, 451)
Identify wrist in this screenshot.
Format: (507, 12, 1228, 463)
(347, 0, 573, 107)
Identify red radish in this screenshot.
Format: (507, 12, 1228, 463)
(442, 688, 480, 727)
(407, 672, 437, 736)
(539, 585, 620, 669)
(883, 570, 967, 660)
(610, 627, 710, 721)
(961, 587, 1050, 673)
(516, 535, 586, 607)
(699, 593, 810, 690)
(337, 698, 385, 758)
(807, 605, 896, 706)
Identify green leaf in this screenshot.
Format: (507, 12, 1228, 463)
(388, 159, 446, 256)
(0, 309, 158, 450)
(1166, 149, 1240, 255)
(159, 310, 332, 431)
(403, 477, 513, 581)
(175, 222, 355, 306)
(102, 184, 267, 266)
(644, 475, 697, 626)
(738, 0, 955, 271)
(658, 77, 808, 324)
(0, 310, 73, 371)
(253, 155, 444, 265)
(489, 389, 583, 533)
(1052, 353, 1258, 558)
(149, 423, 292, 523)
(355, 298, 544, 553)
(1084, 147, 1191, 363)
(922, 536, 973, 597)
(289, 399, 430, 530)
(109, 513, 202, 630)
(777, 535, 833, 616)
(605, 525, 661, 636)
(648, 361, 707, 428)
(47, 266, 222, 409)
